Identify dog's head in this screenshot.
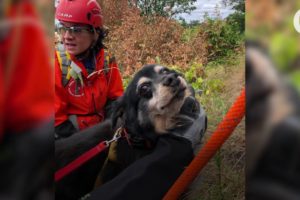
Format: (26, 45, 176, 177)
(112, 64, 199, 141)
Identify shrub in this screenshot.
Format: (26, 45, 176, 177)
(105, 10, 208, 75)
(200, 17, 243, 62)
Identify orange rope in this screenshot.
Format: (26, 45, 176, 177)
(163, 87, 245, 200)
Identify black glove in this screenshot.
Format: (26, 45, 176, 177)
(104, 99, 118, 119)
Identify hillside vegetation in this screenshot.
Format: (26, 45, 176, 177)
(103, 1, 245, 199)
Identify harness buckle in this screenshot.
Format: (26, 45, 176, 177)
(104, 127, 122, 146)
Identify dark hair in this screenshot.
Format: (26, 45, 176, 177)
(92, 27, 108, 52)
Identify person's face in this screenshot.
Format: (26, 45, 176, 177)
(57, 21, 95, 56)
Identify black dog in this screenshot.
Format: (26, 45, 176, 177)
(95, 64, 204, 185)
(55, 64, 206, 199)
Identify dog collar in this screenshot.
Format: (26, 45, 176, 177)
(117, 127, 154, 149)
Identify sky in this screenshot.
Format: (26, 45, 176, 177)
(55, 0, 235, 24)
(176, 0, 235, 22)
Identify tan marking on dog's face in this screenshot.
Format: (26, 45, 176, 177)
(151, 115, 171, 134)
(151, 115, 179, 134)
(154, 65, 164, 73)
(150, 87, 191, 134)
(136, 77, 152, 92)
(146, 74, 190, 133)
(147, 75, 188, 114)
(137, 77, 151, 87)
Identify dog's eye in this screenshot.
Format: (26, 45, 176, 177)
(138, 83, 152, 98)
(160, 68, 169, 74)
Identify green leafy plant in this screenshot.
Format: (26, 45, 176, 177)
(199, 7, 244, 63)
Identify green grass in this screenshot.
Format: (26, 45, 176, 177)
(185, 52, 245, 200)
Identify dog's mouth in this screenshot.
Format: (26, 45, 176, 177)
(160, 85, 187, 110)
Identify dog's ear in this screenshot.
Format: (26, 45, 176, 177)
(111, 96, 126, 128)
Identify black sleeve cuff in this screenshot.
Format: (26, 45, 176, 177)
(55, 120, 77, 139)
(104, 99, 118, 119)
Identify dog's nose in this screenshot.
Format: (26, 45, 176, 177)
(162, 73, 180, 87)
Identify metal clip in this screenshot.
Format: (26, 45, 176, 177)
(104, 127, 122, 146)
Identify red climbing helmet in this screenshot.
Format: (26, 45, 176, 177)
(55, 0, 103, 29)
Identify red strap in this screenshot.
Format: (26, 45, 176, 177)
(122, 128, 131, 146)
(55, 141, 108, 182)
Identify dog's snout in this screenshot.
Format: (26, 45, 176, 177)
(162, 73, 180, 87)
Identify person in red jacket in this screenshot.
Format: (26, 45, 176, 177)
(55, 0, 123, 138)
(1, 1, 53, 138)
(1, 2, 53, 199)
